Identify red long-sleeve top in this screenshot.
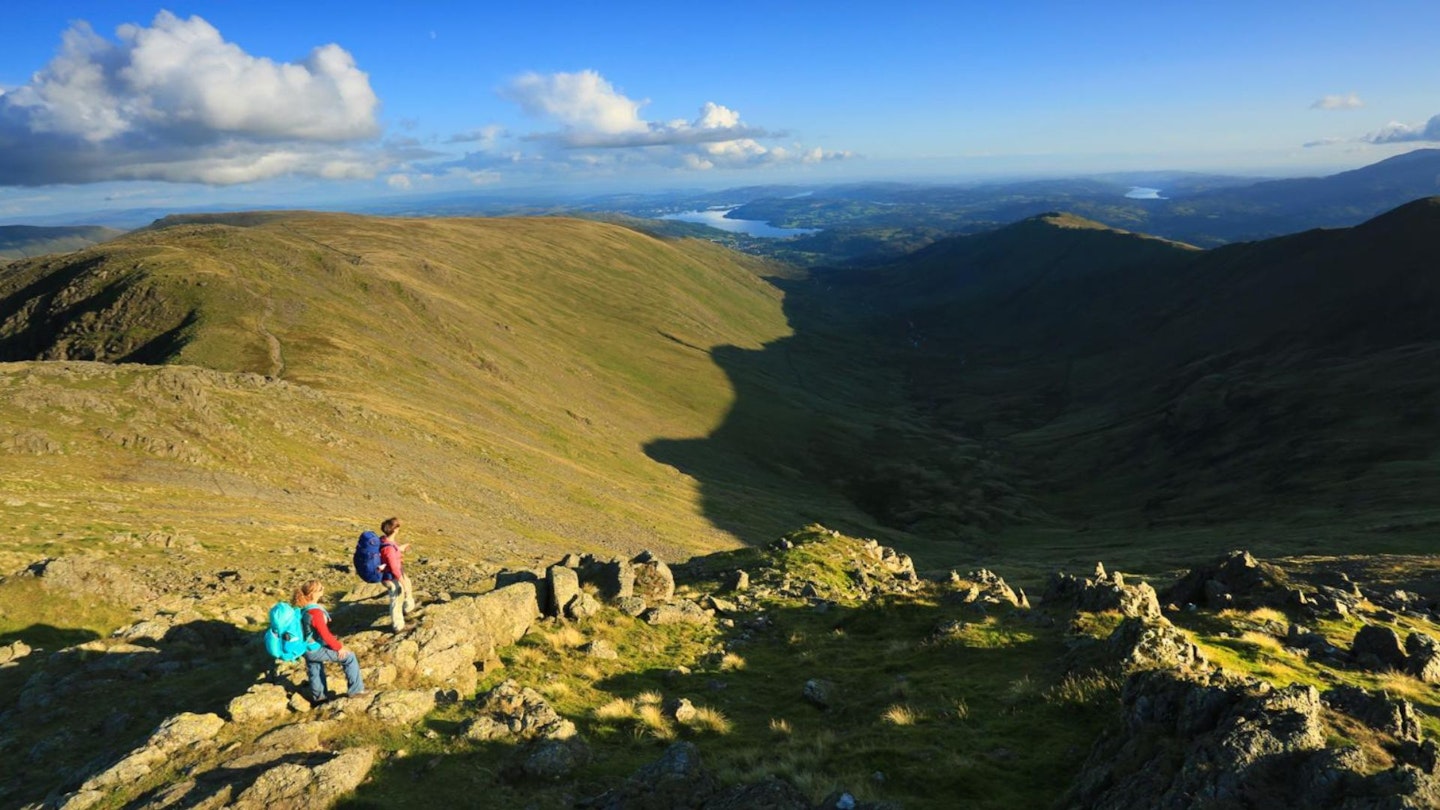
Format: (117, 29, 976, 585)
(379, 540, 403, 579)
(304, 606, 343, 651)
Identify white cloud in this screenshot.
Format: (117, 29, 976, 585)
(386, 173, 412, 190)
(1302, 136, 1346, 148)
(504, 70, 647, 135)
(496, 70, 851, 174)
(1310, 93, 1364, 110)
(0, 11, 384, 186)
(1363, 114, 1440, 144)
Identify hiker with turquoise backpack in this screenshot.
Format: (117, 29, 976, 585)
(286, 579, 365, 704)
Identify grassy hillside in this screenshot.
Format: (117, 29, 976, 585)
(0, 212, 893, 583)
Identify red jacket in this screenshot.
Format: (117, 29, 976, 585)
(379, 539, 404, 580)
(304, 606, 343, 651)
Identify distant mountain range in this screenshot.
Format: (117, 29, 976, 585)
(0, 224, 124, 259)
(716, 148, 1440, 262)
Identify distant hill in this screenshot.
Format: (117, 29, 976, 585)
(0, 224, 125, 259)
(811, 198, 1440, 532)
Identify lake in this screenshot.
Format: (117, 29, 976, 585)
(659, 207, 821, 238)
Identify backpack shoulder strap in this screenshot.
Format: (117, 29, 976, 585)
(300, 603, 329, 640)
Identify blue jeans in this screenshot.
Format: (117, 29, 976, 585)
(303, 646, 364, 701)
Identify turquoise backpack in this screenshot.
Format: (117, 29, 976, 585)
(263, 601, 321, 661)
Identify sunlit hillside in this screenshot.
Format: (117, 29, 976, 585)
(0, 213, 887, 580)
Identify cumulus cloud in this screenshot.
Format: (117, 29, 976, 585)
(499, 70, 851, 172)
(1311, 93, 1364, 110)
(504, 70, 647, 135)
(0, 11, 384, 186)
(1302, 136, 1346, 148)
(1362, 114, 1440, 144)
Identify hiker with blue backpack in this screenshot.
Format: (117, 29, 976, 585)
(270, 579, 365, 704)
(353, 516, 416, 632)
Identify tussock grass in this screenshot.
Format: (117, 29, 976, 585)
(634, 703, 677, 740)
(683, 705, 733, 735)
(882, 704, 920, 726)
(542, 625, 587, 651)
(769, 717, 794, 738)
(719, 652, 747, 671)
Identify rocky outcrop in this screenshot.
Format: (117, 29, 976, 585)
(384, 582, 540, 693)
(1105, 617, 1207, 672)
(1163, 550, 1289, 609)
(1045, 564, 1161, 620)
(1064, 670, 1440, 809)
(945, 569, 1026, 608)
(462, 680, 588, 782)
(60, 712, 226, 809)
(229, 747, 376, 809)
(1351, 624, 1408, 672)
(463, 680, 577, 742)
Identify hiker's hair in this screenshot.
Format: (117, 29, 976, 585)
(292, 579, 324, 607)
(381, 516, 401, 536)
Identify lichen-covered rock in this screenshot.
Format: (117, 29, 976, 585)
(25, 556, 156, 605)
(547, 565, 580, 619)
(642, 599, 711, 626)
(1406, 632, 1440, 683)
(463, 679, 576, 742)
(384, 582, 540, 692)
(1105, 618, 1205, 672)
(632, 551, 676, 603)
(580, 557, 635, 601)
(229, 747, 375, 809)
(227, 683, 291, 724)
(368, 689, 437, 726)
(566, 591, 601, 622)
(60, 712, 226, 809)
(0, 639, 33, 666)
(615, 596, 648, 617)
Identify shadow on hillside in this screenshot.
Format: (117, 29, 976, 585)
(644, 276, 899, 548)
(0, 622, 100, 649)
(1, 618, 270, 807)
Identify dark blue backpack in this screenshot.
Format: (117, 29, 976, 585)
(353, 531, 385, 583)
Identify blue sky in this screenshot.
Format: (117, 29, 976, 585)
(2, 1, 1439, 223)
